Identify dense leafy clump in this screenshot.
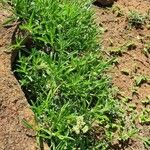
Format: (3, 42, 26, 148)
(10, 0, 98, 53)
(128, 10, 146, 28)
(17, 49, 121, 149)
(7, 0, 130, 149)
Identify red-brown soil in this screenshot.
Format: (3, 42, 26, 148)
(0, 4, 38, 150)
(94, 0, 150, 149)
(94, 0, 150, 110)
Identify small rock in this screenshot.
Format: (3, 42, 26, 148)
(96, 0, 115, 6)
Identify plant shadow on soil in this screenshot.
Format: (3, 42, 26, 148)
(11, 27, 38, 105)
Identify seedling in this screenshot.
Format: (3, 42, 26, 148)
(108, 47, 124, 56)
(138, 137, 150, 149)
(111, 4, 124, 17)
(143, 137, 150, 149)
(2, 16, 17, 28)
(142, 96, 150, 106)
(108, 38, 114, 46)
(145, 10, 150, 23)
(143, 42, 150, 57)
(111, 57, 119, 65)
(109, 41, 136, 56)
(122, 97, 132, 103)
(119, 128, 137, 142)
(129, 103, 136, 110)
(131, 86, 138, 95)
(128, 11, 146, 28)
(139, 108, 150, 125)
(134, 75, 150, 86)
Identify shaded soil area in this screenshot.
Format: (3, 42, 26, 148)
(0, 4, 38, 150)
(94, 0, 150, 149)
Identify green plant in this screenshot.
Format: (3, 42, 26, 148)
(138, 136, 150, 149)
(134, 75, 150, 86)
(16, 48, 126, 149)
(108, 41, 136, 56)
(9, 0, 98, 54)
(143, 137, 150, 149)
(128, 10, 146, 28)
(6, 0, 136, 149)
(108, 47, 124, 56)
(142, 96, 150, 106)
(111, 4, 124, 17)
(143, 42, 150, 56)
(139, 108, 150, 125)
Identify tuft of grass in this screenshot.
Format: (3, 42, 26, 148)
(134, 75, 150, 86)
(142, 96, 150, 106)
(111, 4, 124, 17)
(143, 42, 150, 57)
(128, 10, 146, 28)
(139, 108, 150, 125)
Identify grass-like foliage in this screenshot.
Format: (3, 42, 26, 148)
(128, 10, 146, 28)
(6, 0, 133, 149)
(17, 49, 122, 149)
(10, 0, 98, 54)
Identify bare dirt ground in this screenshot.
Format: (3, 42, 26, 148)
(0, 4, 38, 150)
(94, 0, 150, 149)
(94, 0, 150, 110)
